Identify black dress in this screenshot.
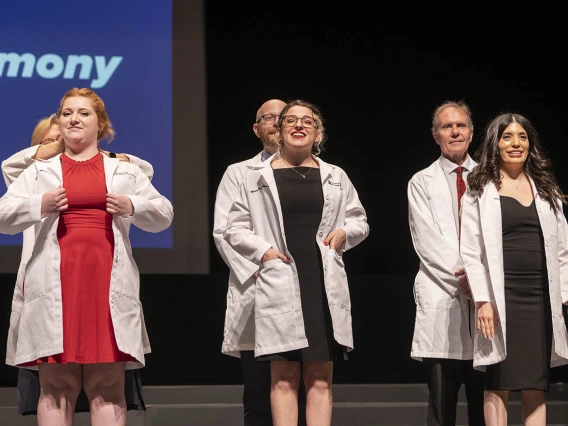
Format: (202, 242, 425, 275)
(485, 196, 552, 391)
(257, 167, 345, 362)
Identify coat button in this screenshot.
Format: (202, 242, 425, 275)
(325, 195, 330, 200)
(319, 232, 323, 237)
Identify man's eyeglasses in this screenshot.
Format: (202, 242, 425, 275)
(40, 134, 62, 145)
(257, 114, 279, 124)
(282, 115, 318, 129)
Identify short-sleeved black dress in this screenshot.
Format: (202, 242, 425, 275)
(485, 196, 552, 391)
(257, 167, 345, 362)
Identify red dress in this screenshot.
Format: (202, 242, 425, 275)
(22, 153, 134, 365)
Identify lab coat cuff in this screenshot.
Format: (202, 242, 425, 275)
(29, 194, 43, 222)
(253, 241, 273, 264)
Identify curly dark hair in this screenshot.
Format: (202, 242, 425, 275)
(468, 112, 565, 213)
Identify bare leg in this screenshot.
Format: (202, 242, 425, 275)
(303, 361, 333, 426)
(83, 363, 127, 426)
(270, 361, 301, 426)
(484, 390, 508, 426)
(521, 390, 545, 426)
(37, 363, 82, 426)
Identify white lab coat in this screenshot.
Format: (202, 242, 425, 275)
(213, 152, 263, 357)
(223, 155, 369, 357)
(460, 179, 568, 369)
(1, 146, 154, 367)
(0, 153, 172, 368)
(408, 156, 477, 360)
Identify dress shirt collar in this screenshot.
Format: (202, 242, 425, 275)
(439, 153, 474, 175)
(261, 150, 272, 162)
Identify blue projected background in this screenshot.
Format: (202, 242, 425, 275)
(0, 0, 172, 249)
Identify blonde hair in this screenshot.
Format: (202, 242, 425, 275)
(30, 114, 59, 147)
(56, 87, 115, 142)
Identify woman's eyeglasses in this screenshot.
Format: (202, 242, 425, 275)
(40, 134, 62, 145)
(282, 115, 318, 129)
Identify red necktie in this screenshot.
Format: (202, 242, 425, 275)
(456, 166, 466, 237)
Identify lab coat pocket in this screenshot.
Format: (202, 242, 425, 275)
(255, 259, 293, 318)
(111, 293, 145, 362)
(110, 170, 137, 197)
(5, 309, 22, 364)
(22, 256, 46, 303)
(324, 248, 351, 311)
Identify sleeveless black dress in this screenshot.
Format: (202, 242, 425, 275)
(485, 196, 552, 391)
(257, 167, 345, 362)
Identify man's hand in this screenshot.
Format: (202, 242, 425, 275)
(41, 185, 68, 218)
(455, 268, 472, 300)
(106, 193, 134, 216)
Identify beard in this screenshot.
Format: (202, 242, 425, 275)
(260, 132, 279, 151)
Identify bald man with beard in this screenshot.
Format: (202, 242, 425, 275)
(213, 99, 306, 426)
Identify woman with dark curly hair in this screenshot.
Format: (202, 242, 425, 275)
(460, 112, 568, 426)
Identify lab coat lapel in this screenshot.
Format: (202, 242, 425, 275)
(257, 162, 287, 247)
(430, 164, 460, 246)
(532, 177, 553, 238)
(479, 183, 503, 288)
(45, 154, 64, 184)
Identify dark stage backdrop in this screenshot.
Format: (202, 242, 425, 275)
(206, 20, 568, 277)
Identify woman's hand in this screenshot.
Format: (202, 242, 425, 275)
(324, 228, 346, 253)
(101, 150, 130, 162)
(106, 193, 134, 216)
(476, 301, 499, 340)
(41, 185, 68, 218)
(261, 248, 289, 263)
(34, 139, 64, 160)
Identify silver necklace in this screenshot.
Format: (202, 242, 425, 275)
(511, 174, 525, 188)
(281, 156, 314, 179)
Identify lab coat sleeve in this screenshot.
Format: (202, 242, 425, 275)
(558, 204, 568, 304)
(1, 146, 41, 189)
(213, 166, 258, 285)
(223, 180, 272, 265)
(0, 165, 43, 234)
(407, 177, 461, 296)
(459, 191, 491, 302)
(127, 165, 173, 233)
(342, 176, 369, 251)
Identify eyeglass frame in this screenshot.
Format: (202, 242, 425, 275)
(39, 134, 62, 145)
(256, 114, 280, 124)
(281, 114, 319, 129)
